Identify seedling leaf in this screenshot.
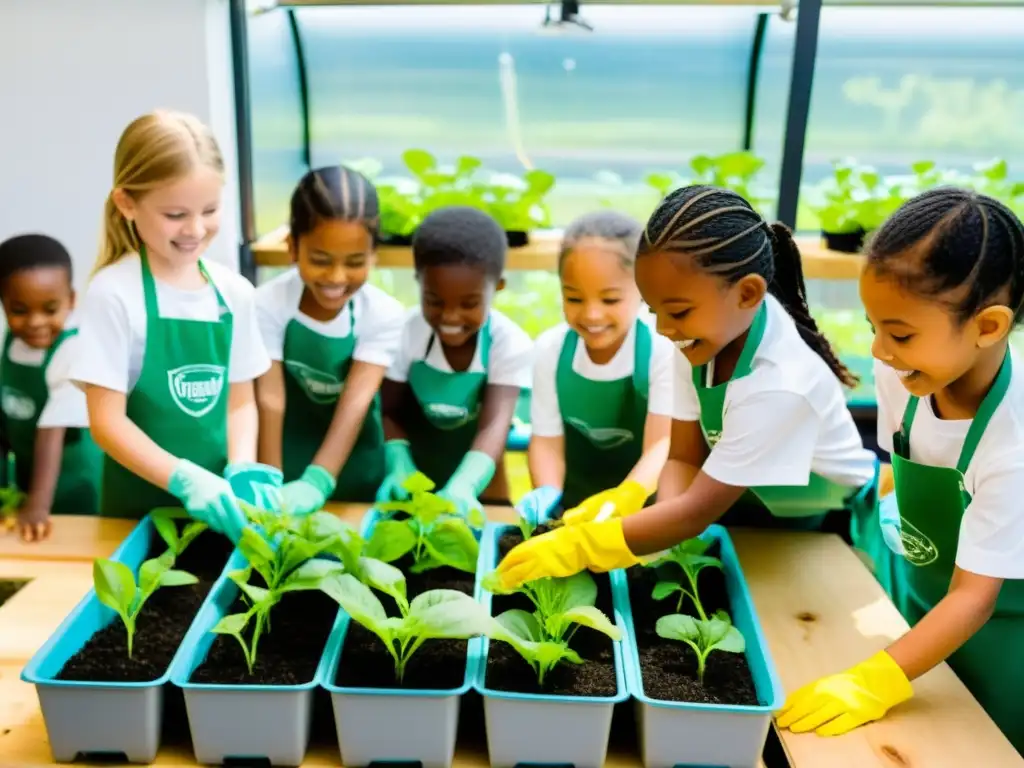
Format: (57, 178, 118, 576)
(366, 520, 417, 562)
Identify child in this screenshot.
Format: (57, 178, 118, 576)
(70, 111, 272, 540)
(516, 211, 675, 525)
(495, 185, 878, 586)
(0, 234, 102, 540)
(778, 189, 1024, 752)
(254, 165, 405, 512)
(378, 206, 532, 516)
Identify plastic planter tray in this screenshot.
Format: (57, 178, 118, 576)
(473, 522, 629, 768)
(616, 524, 784, 768)
(320, 506, 483, 768)
(171, 547, 324, 766)
(21, 514, 214, 764)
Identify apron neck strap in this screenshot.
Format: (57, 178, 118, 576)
(425, 315, 492, 370)
(631, 318, 652, 397)
(139, 246, 228, 316)
(899, 350, 1013, 474)
(691, 299, 768, 389)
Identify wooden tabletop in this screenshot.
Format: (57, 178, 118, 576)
(252, 226, 866, 281)
(0, 506, 1018, 767)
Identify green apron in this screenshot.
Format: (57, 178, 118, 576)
(281, 304, 384, 502)
(100, 250, 231, 518)
(557, 319, 652, 510)
(406, 319, 491, 490)
(1, 330, 102, 515)
(890, 350, 1024, 754)
(692, 302, 877, 533)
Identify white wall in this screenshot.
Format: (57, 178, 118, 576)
(0, 0, 242, 293)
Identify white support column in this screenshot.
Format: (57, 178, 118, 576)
(0, 0, 242, 290)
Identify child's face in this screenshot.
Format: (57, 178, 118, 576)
(0, 267, 75, 349)
(560, 241, 640, 354)
(635, 250, 763, 366)
(860, 265, 1011, 397)
(293, 220, 374, 316)
(115, 167, 223, 267)
(418, 263, 501, 348)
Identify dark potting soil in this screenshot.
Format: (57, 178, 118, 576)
(57, 531, 233, 683)
(0, 578, 28, 607)
(331, 538, 478, 690)
(190, 574, 337, 686)
(484, 525, 618, 698)
(626, 540, 758, 706)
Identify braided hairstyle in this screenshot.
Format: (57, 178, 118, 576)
(867, 187, 1024, 326)
(638, 185, 858, 387)
(289, 165, 380, 243)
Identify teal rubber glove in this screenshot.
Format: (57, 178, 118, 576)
(878, 493, 905, 556)
(168, 459, 246, 543)
(224, 462, 283, 513)
(516, 486, 562, 528)
(375, 440, 419, 503)
(438, 450, 495, 522)
(280, 465, 336, 517)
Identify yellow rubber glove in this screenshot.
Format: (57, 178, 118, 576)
(562, 480, 649, 526)
(776, 651, 913, 737)
(496, 519, 642, 590)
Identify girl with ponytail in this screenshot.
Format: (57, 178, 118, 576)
(70, 110, 273, 539)
(494, 186, 879, 594)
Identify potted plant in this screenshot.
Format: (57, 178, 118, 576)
(316, 484, 486, 767)
(810, 159, 870, 253)
(473, 517, 628, 768)
(21, 509, 230, 763)
(171, 507, 388, 766)
(615, 525, 784, 768)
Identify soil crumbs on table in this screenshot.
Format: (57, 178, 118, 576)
(627, 542, 758, 706)
(483, 524, 618, 698)
(57, 530, 233, 683)
(192, 573, 337, 686)
(0, 578, 28, 608)
(333, 542, 476, 690)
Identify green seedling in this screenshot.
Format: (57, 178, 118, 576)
(150, 507, 208, 558)
(370, 473, 480, 574)
(482, 570, 621, 685)
(0, 486, 25, 532)
(322, 572, 494, 682)
(655, 610, 745, 685)
(93, 552, 198, 658)
(646, 538, 723, 620)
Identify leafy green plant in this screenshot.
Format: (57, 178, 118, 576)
(482, 570, 621, 685)
(322, 572, 493, 682)
(646, 538, 723, 621)
(655, 610, 745, 685)
(93, 552, 198, 657)
(150, 507, 208, 558)
(0, 486, 24, 532)
(369, 473, 481, 574)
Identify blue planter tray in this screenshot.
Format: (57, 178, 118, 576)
(615, 524, 785, 768)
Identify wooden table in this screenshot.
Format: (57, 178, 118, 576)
(0, 506, 1018, 767)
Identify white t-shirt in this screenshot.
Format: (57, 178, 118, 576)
(673, 294, 876, 489)
(3, 319, 88, 429)
(386, 307, 533, 389)
(70, 254, 271, 393)
(255, 268, 405, 368)
(531, 316, 676, 438)
(876, 355, 1024, 579)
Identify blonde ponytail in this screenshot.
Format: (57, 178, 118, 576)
(92, 110, 225, 276)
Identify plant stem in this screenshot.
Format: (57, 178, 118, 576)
(696, 650, 707, 685)
(684, 571, 707, 621)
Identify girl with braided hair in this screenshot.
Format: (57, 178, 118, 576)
(495, 185, 879, 581)
(779, 188, 1024, 751)
(254, 166, 405, 513)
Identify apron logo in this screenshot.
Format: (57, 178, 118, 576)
(285, 361, 343, 405)
(566, 417, 635, 449)
(167, 364, 226, 418)
(425, 402, 476, 430)
(899, 518, 939, 567)
(704, 429, 722, 448)
(1, 386, 35, 420)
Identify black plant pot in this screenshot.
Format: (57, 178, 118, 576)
(505, 230, 529, 248)
(378, 231, 414, 247)
(822, 228, 865, 254)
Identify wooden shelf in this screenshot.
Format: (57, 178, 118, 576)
(1, 504, 1018, 767)
(252, 226, 866, 281)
